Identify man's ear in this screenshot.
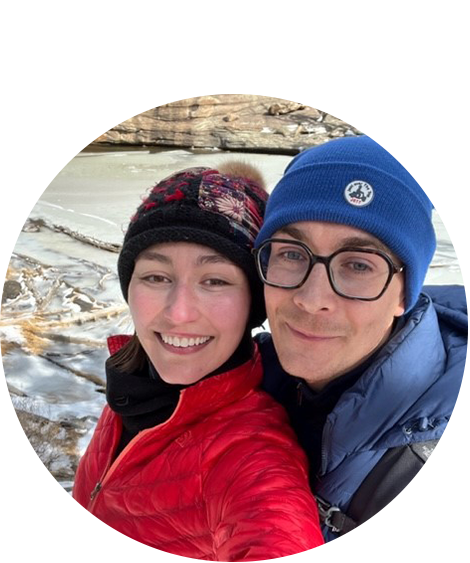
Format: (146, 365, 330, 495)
(394, 300, 406, 318)
(394, 281, 406, 318)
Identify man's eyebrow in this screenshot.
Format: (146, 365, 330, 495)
(278, 226, 308, 241)
(340, 237, 391, 254)
(277, 226, 392, 254)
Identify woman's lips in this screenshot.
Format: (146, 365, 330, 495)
(155, 332, 213, 356)
(286, 323, 340, 342)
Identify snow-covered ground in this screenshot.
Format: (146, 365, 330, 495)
(0, 147, 465, 488)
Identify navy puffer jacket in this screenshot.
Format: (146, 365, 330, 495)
(258, 285, 467, 541)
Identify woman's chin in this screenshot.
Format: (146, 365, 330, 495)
(158, 368, 208, 386)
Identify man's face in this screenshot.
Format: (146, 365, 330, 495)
(264, 221, 406, 390)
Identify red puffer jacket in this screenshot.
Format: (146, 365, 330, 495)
(73, 345, 324, 560)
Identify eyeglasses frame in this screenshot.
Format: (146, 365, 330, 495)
(252, 238, 405, 301)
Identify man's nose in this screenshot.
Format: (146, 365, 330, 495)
(292, 263, 337, 313)
(164, 283, 200, 324)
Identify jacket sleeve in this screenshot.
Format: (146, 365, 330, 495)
(72, 406, 118, 508)
(203, 432, 324, 561)
(340, 441, 470, 557)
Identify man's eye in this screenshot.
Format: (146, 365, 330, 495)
(344, 261, 374, 273)
(278, 249, 306, 262)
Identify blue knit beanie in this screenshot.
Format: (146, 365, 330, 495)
(255, 135, 436, 312)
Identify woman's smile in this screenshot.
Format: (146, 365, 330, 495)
(157, 332, 214, 353)
(128, 242, 251, 384)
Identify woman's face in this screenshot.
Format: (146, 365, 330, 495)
(128, 242, 251, 385)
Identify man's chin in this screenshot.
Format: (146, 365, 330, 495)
(277, 351, 317, 378)
(275, 349, 340, 388)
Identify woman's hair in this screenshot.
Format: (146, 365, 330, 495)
(107, 333, 147, 373)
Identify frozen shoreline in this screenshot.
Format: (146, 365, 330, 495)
(1, 148, 465, 487)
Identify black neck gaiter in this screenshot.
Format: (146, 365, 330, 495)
(106, 330, 254, 456)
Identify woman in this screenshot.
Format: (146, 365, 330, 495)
(73, 164, 324, 560)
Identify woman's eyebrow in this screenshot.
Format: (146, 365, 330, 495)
(138, 250, 172, 264)
(137, 250, 231, 266)
(197, 254, 232, 266)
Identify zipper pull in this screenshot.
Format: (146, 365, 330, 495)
(297, 382, 303, 406)
(90, 482, 102, 501)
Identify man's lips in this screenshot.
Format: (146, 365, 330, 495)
(286, 323, 341, 341)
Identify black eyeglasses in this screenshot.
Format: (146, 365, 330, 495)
(253, 238, 404, 301)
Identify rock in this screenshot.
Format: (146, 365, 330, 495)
(90, 94, 361, 154)
(2, 279, 22, 303)
(15, 406, 83, 482)
(267, 101, 306, 116)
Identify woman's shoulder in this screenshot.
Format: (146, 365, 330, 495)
(84, 405, 121, 453)
(198, 382, 302, 462)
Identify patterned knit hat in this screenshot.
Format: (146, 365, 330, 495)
(118, 163, 268, 328)
(255, 136, 436, 312)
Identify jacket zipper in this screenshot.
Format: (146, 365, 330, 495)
(87, 391, 188, 510)
(90, 481, 102, 501)
(320, 419, 332, 476)
(87, 425, 155, 510)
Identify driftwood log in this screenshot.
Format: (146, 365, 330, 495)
(91, 94, 361, 154)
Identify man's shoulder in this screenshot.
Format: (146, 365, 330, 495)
(254, 332, 297, 401)
(423, 283, 466, 304)
(423, 284, 467, 321)
(333, 440, 469, 557)
(412, 285, 467, 418)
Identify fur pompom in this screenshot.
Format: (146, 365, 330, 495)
(218, 161, 267, 191)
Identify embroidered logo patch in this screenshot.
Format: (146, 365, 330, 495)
(344, 181, 374, 207)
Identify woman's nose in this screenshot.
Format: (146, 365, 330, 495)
(164, 283, 200, 324)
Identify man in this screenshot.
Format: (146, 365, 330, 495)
(253, 135, 467, 541)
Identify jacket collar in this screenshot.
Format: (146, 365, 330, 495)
(170, 345, 262, 428)
(321, 293, 447, 473)
(104, 335, 262, 433)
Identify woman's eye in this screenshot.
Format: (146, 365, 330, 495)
(142, 274, 170, 284)
(203, 278, 230, 287)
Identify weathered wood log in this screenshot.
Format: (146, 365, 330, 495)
(91, 95, 361, 154)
